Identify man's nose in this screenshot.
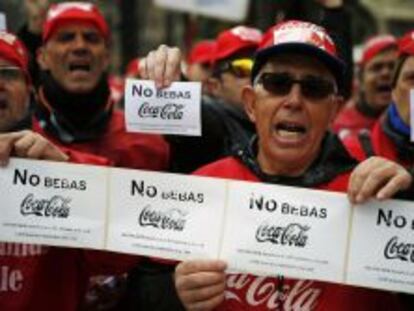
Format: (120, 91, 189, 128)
(72, 34, 89, 50)
(284, 83, 304, 109)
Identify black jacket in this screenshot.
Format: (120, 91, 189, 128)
(167, 96, 256, 173)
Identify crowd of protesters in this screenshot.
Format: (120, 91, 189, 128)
(0, 0, 413, 310)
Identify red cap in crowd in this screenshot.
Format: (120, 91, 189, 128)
(360, 35, 397, 66)
(0, 31, 30, 81)
(188, 40, 216, 65)
(398, 30, 414, 56)
(125, 57, 140, 78)
(43, 2, 109, 42)
(252, 20, 344, 88)
(214, 26, 262, 63)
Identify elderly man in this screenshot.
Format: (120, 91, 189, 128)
(142, 20, 410, 310)
(33, 2, 169, 171)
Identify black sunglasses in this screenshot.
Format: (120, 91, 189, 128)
(0, 67, 25, 82)
(256, 72, 337, 100)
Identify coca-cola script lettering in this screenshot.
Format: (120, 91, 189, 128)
(137, 102, 184, 120)
(138, 205, 187, 231)
(20, 193, 71, 218)
(384, 236, 414, 263)
(256, 222, 310, 247)
(225, 275, 321, 309)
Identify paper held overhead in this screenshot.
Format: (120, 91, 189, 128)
(0, 13, 6, 31)
(154, 0, 250, 22)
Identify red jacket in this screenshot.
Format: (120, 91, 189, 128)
(193, 157, 402, 311)
(333, 105, 378, 140)
(344, 120, 411, 167)
(33, 110, 170, 171)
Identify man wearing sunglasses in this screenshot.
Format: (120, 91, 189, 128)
(141, 20, 411, 310)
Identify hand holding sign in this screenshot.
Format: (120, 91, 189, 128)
(0, 130, 69, 166)
(139, 44, 182, 88)
(348, 156, 412, 204)
(125, 80, 201, 136)
(174, 260, 227, 311)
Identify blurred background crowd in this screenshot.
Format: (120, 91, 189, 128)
(2, 0, 414, 76)
(0, 1, 414, 311)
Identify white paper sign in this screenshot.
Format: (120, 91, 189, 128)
(107, 168, 227, 261)
(0, 159, 108, 249)
(410, 89, 414, 142)
(125, 79, 201, 136)
(221, 181, 351, 283)
(155, 0, 250, 22)
(346, 200, 414, 294)
(0, 13, 5, 31)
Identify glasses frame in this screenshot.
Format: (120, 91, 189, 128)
(255, 72, 338, 101)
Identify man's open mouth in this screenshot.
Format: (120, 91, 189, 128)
(0, 95, 8, 110)
(68, 63, 91, 73)
(275, 122, 307, 139)
(376, 84, 392, 94)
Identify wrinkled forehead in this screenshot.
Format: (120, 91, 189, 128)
(258, 53, 335, 80)
(48, 21, 104, 39)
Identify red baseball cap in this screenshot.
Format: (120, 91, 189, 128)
(43, 2, 109, 43)
(214, 26, 262, 63)
(0, 31, 30, 81)
(360, 35, 397, 65)
(252, 20, 344, 88)
(398, 30, 414, 56)
(188, 40, 216, 65)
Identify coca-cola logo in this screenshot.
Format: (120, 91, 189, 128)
(138, 205, 187, 231)
(384, 236, 414, 263)
(225, 275, 321, 309)
(137, 102, 184, 120)
(20, 193, 71, 218)
(256, 222, 310, 247)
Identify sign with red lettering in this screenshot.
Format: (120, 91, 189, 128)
(0, 13, 6, 31)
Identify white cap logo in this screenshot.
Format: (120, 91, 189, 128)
(47, 2, 94, 21)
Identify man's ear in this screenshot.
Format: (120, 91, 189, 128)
(330, 95, 344, 123)
(243, 85, 257, 123)
(36, 47, 48, 70)
(102, 48, 111, 71)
